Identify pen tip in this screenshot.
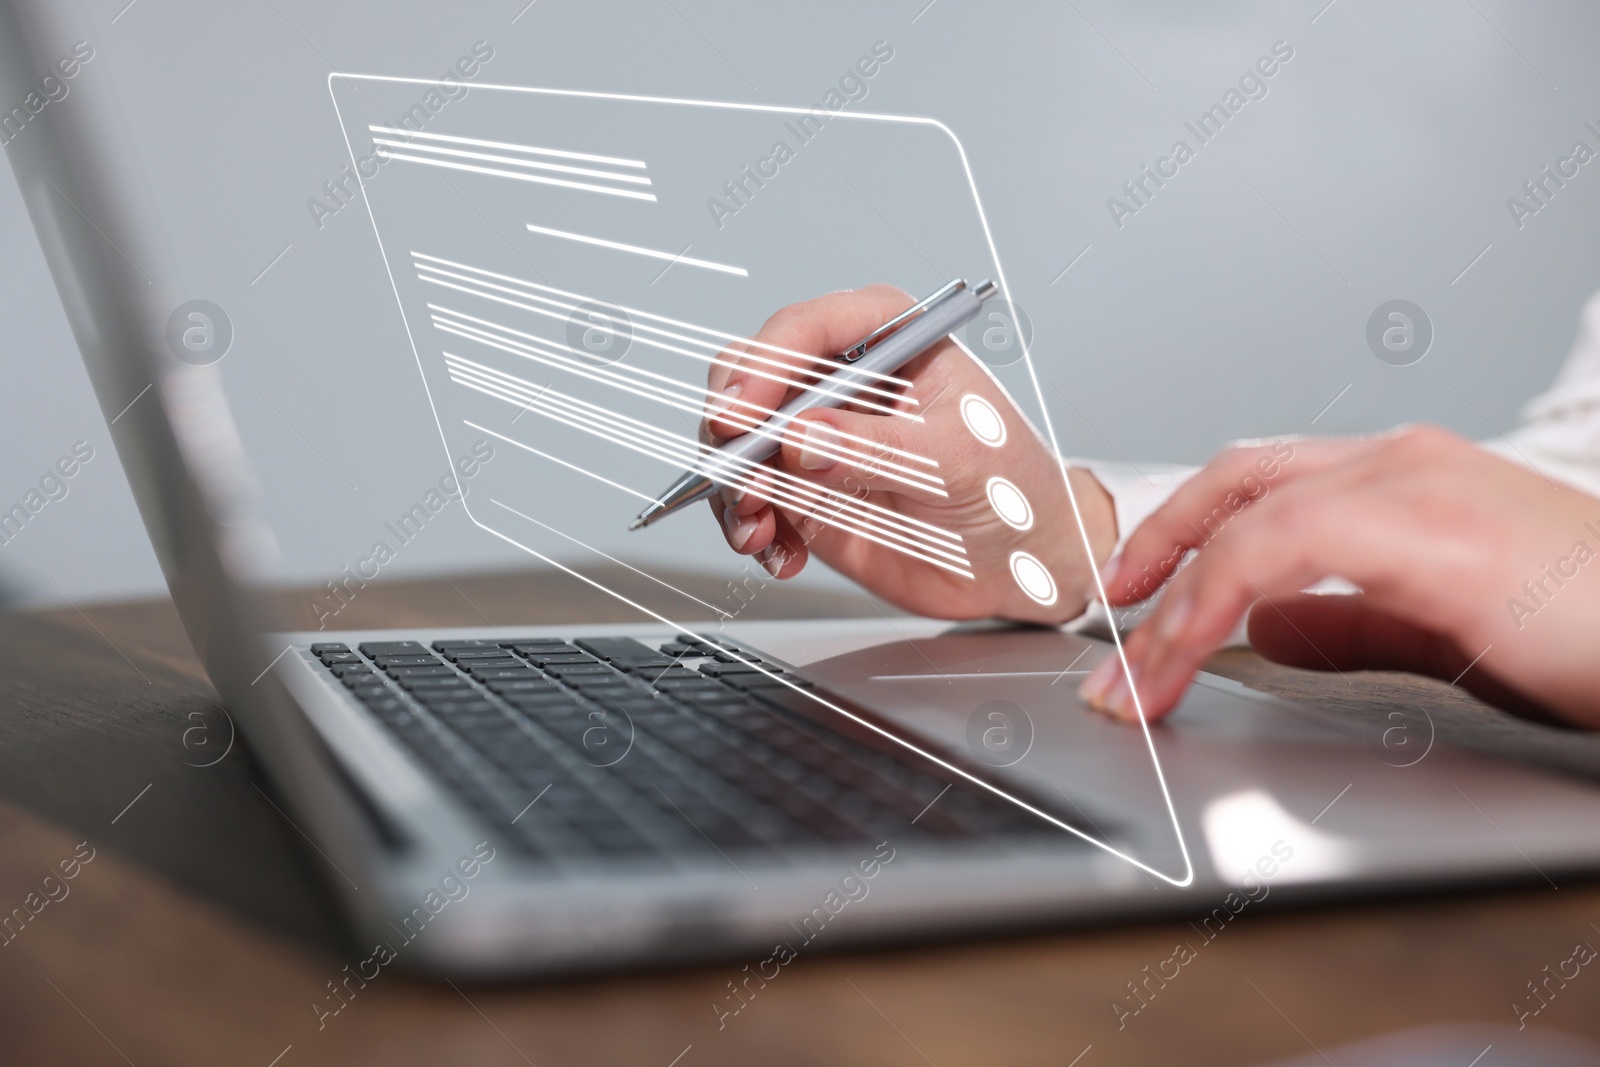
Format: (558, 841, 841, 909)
(627, 517, 645, 531)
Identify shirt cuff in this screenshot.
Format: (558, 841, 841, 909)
(1067, 458, 1197, 552)
(1061, 458, 1268, 649)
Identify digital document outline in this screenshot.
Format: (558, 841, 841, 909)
(329, 73, 1194, 888)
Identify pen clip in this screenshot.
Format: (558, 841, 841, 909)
(840, 278, 966, 362)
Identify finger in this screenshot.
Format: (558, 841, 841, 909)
(1108, 435, 1381, 606)
(1246, 594, 1563, 724)
(706, 285, 914, 442)
(756, 514, 810, 579)
(1094, 476, 1388, 722)
(711, 494, 777, 556)
(720, 462, 784, 518)
(1245, 592, 1464, 676)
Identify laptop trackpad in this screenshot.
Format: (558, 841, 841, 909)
(750, 622, 1363, 865)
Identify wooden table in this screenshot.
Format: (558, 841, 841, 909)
(2, 567, 1597, 1066)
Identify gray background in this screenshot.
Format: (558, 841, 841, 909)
(2, 0, 1598, 607)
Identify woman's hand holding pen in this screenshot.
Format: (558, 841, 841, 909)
(703, 284, 1118, 625)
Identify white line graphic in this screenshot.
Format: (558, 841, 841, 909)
(416, 261, 915, 410)
(490, 498, 733, 616)
(411, 252, 916, 393)
(375, 150, 659, 201)
(464, 419, 653, 501)
(446, 352, 955, 535)
(416, 266, 916, 419)
(370, 137, 654, 185)
(448, 360, 969, 569)
(368, 125, 648, 169)
(430, 304, 943, 487)
(525, 223, 748, 276)
(449, 361, 969, 570)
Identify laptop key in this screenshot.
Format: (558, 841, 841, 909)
(710, 651, 780, 665)
(399, 677, 472, 692)
(487, 679, 562, 694)
(422, 700, 498, 717)
(342, 675, 389, 690)
(448, 651, 519, 664)
(526, 653, 599, 668)
(657, 684, 737, 703)
(698, 662, 775, 677)
(574, 636, 665, 660)
(564, 674, 636, 690)
(724, 674, 812, 692)
(589, 694, 671, 714)
(492, 692, 567, 708)
(468, 668, 537, 682)
(649, 677, 719, 692)
(408, 680, 477, 697)
(311, 642, 351, 654)
(386, 665, 458, 679)
(373, 654, 440, 667)
(506, 693, 588, 711)
(358, 641, 430, 658)
(541, 661, 611, 675)
(613, 657, 680, 672)
(330, 663, 376, 677)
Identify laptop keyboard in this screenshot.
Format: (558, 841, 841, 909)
(309, 633, 1070, 867)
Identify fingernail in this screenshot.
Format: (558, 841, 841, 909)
(797, 422, 839, 471)
(1156, 594, 1192, 641)
(759, 544, 788, 577)
(1099, 555, 1123, 591)
(1096, 676, 1130, 719)
(1078, 656, 1120, 705)
(719, 484, 745, 509)
(710, 381, 744, 423)
(1107, 675, 1140, 723)
(723, 506, 757, 551)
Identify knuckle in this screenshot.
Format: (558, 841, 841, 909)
(1215, 442, 1256, 465)
(1250, 492, 1302, 540)
(1215, 440, 1273, 475)
(760, 303, 821, 350)
(862, 283, 915, 311)
(1385, 423, 1457, 457)
(764, 303, 806, 331)
(1386, 424, 1430, 451)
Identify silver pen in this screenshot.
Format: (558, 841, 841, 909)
(629, 278, 998, 530)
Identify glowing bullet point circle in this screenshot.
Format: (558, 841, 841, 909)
(986, 476, 1033, 531)
(1009, 551, 1058, 607)
(960, 393, 1006, 447)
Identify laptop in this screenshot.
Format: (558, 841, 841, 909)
(8, 0, 1600, 979)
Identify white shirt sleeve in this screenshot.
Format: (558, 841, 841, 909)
(1481, 289, 1600, 498)
(1063, 459, 1198, 638)
(1065, 459, 1197, 552)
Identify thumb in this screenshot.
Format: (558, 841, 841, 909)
(1245, 594, 1557, 723)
